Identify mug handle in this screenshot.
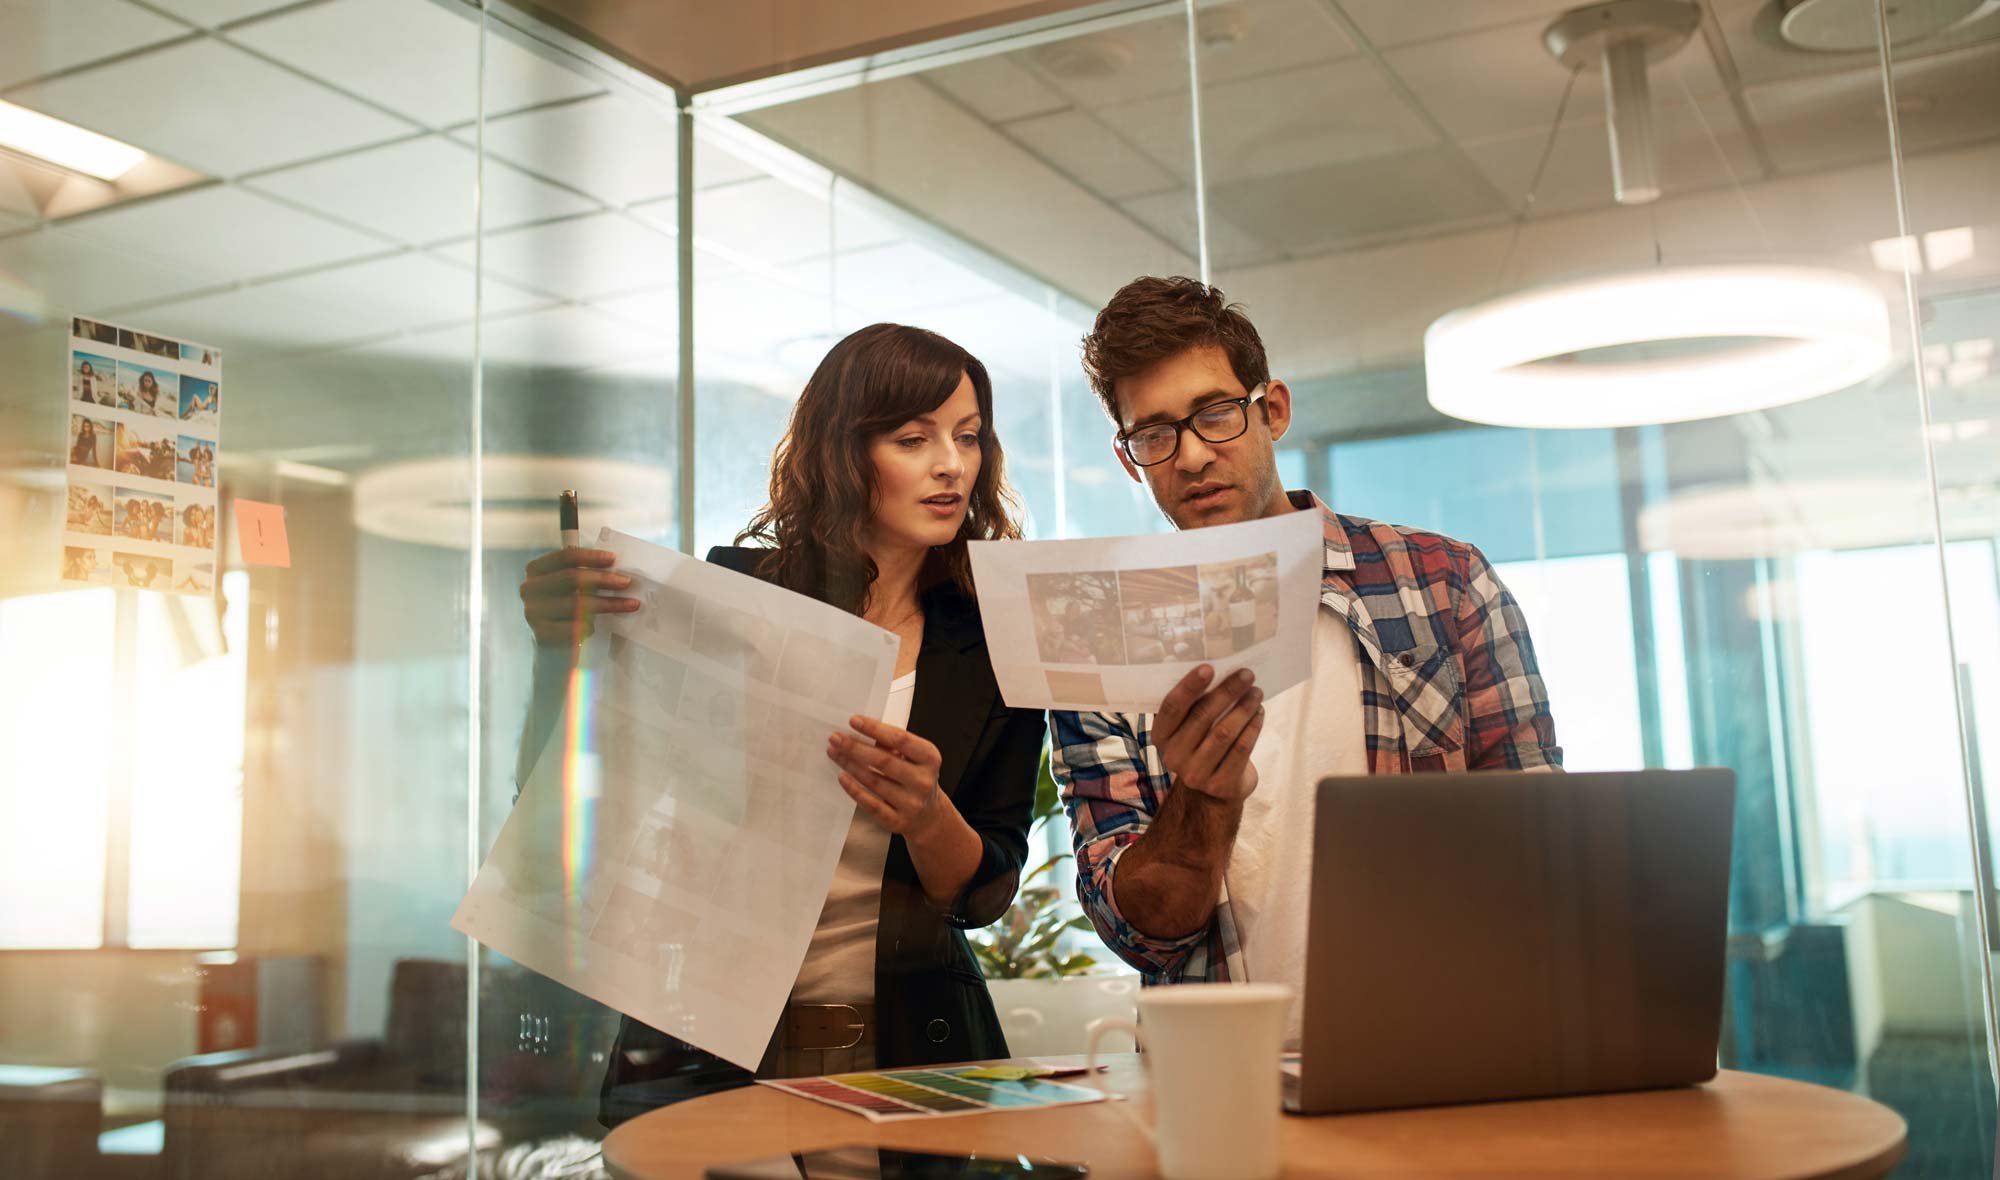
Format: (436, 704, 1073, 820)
(1084, 1016, 1143, 1101)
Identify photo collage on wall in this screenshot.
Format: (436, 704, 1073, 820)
(62, 316, 222, 595)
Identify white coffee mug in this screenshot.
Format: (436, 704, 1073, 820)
(1086, 982, 1291, 1180)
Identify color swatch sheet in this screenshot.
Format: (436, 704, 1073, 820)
(762, 1067, 1112, 1123)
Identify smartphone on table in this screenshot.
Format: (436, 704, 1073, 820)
(707, 1147, 1087, 1180)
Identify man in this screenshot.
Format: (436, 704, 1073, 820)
(1051, 277, 1561, 1038)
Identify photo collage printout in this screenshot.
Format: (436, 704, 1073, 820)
(967, 510, 1324, 713)
(62, 316, 222, 595)
(453, 529, 899, 1070)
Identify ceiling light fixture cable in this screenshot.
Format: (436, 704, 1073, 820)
(1493, 65, 1583, 296)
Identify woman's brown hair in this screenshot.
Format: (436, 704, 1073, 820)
(737, 323, 1021, 615)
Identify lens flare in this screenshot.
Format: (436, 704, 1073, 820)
(561, 656, 598, 967)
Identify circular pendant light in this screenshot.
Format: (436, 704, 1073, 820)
(353, 455, 671, 548)
(1423, 265, 1893, 429)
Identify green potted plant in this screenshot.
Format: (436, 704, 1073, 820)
(973, 747, 1138, 1056)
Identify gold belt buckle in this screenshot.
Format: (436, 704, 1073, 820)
(790, 1003, 865, 1051)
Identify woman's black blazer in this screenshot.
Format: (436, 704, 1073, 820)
(568, 546, 1044, 1126)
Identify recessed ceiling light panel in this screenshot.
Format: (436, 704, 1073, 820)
(0, 100, 146, 181)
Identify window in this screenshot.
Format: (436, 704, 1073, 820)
(1794, 542, 1999, 895)
(0, 574, 248, 949)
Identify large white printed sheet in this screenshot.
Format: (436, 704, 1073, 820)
(452, 529, 899, 1069)
(968, 511, 1323, 713)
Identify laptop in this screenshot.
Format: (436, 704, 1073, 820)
(1285, 768, 1735, 1114)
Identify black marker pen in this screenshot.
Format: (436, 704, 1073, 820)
(558, 489, 579, 549)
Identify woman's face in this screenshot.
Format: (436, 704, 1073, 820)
(865, 372, 984, 555)
(139, 373, 157, 395)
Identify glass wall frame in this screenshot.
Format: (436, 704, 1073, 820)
(3, 0, 1996, 1177)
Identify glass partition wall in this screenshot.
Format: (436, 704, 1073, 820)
(1, 1, 1993, 1177)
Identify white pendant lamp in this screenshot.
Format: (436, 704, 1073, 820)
(1424, 265, 1893, 429)
(1423, 1, 1894, 429)
(1541, 0, 1701, 206)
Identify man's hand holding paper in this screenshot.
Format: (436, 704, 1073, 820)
(965, 509, 1322, 715)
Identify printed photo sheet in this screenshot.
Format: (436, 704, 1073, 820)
(967, 510, 1323, 713)
(453, 529, 900, 1069)
(62, 316, 222, 595)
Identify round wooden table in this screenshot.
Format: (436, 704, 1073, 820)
(602, 1055, 1906, 1180)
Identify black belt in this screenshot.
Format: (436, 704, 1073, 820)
(782, 1002, 876, 1052)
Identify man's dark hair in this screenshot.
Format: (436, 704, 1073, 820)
(1080, 276, 1271, 424)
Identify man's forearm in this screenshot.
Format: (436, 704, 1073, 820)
(1105, 786, 1242, 940)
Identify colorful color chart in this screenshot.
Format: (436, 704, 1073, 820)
(760, 1066, 1112, 1123)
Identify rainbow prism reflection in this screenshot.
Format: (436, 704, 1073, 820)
(561, 660, 599, 967)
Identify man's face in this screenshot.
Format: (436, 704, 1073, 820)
(1111, 344, 1293, 530)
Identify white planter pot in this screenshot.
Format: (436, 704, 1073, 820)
(988, 973, 1140, 1058)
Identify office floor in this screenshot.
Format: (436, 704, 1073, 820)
(1867, 1033, 1997, 1179)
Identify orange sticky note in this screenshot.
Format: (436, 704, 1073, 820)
(235, 499, 291, 568)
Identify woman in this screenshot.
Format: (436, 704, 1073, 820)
(70, 417, 99, 466)
(516, 324, 1043, 1126)
(76, 360, 101, 405)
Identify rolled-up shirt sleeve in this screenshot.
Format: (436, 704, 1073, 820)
(1457, 544, 1563, 772)
(1050, 709, 1210, 980)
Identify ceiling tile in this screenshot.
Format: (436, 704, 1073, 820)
(0, 0, 189, 89)
(388, 304, 660, 370)
(897, 291, 1074, 382)
(229, 0, 600, 129)
(596, 267, 837, 367)
(437, 212, 678, 300)
(462, 99, 765, 206)
(1118, 190, 1280, 270)
(8, 38, 413, 176)
(121, 251, 545, 350)
(1007, 14, 1193, 111)
(1709, 0, 2000, 89)
(248, 135, 596, 245)
(1004, 110, 1179, 200)
(479, 95, 663, 205)
(143, 0, 298, 28)
(1334, 0, 1570, 50)
(0, 167, 39, 224)
(685, 176, 899, 267)
(1461, 93, 1764, 217)
(1013, 0, 1355, 111)
(1098, 58, 1437, 183)
(1190, 0, 1360, 85)
(1745, 42, 2000, 172)
(1382, 16, 1727, 143)
(819, 241, 1001, 316)
(61, 184, 391, 286)
(588, 284, 680, 339)
(0, 224, 210, 312)
(1869, 40, 2000, 156)
(1204, 146, 1507, 254)
(922, 53, 1069, 123)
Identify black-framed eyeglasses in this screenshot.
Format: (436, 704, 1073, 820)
(1116, 386, 1267, 468)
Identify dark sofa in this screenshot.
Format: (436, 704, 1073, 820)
(161, 959, 619, 1180)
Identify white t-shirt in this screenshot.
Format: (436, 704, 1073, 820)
(791, 670, 916, 1003)
(1226, 607, 1366, 1048)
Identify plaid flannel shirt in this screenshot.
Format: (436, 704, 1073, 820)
(1051, 492, 1562, 983)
